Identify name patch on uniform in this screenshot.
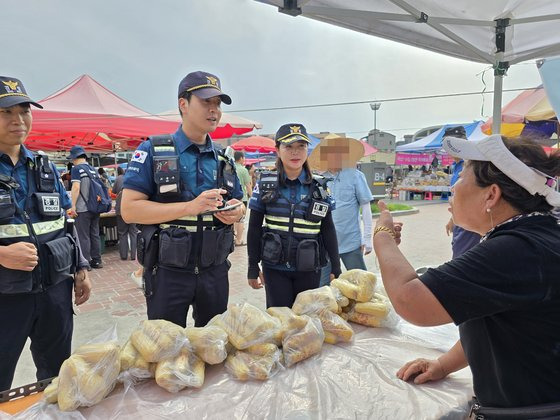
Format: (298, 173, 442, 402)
(41, 195, 60, 213)
(131, 150, 148, 164)
(310, 202, 328, 218)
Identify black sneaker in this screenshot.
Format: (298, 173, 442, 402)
(90, 260, 104, 269)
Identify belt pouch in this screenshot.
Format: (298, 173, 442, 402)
(261, 231, 283, 264)
(214, 228, 234, 267)
(44, 236, 75, 286)
(296, 239, 319, 272)
(0, 192, 15, 222)
(158, 227, 191, 269)
(200, 229, 218, 268)
(0, 260, 33, 294)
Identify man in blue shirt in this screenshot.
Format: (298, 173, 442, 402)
(121, 71, 243, 327)
(0, 76, 91, 390)
(313, 138, 373, 286)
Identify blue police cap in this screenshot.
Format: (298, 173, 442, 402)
(0, 76, 43, 109)
(178, 71, 232, 105)
(275, 123, 311, 145)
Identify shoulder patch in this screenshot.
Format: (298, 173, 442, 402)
(131, 150, 148, 164)
(252, 183, 259, 194)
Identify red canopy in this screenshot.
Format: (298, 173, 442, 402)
(26, 75, 258, 152)
(231, 136, 276, 153)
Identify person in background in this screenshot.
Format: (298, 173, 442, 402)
(247, 123, 341, 308)
(233, 150, 252, 246)
(0, 76, 91, 391)
(443, 126, 481, 258)
(98, 167, 112, 190)
(61, 162, 73, 191)
(375, 134, 560, 415)
(121, 70, 244, 327)
(112, 166, 138, 261)
(68, 146, 104, 269)
(248, 163, 259, 189)
(312, 137, 373, 287)
(385, 165, 394, 183)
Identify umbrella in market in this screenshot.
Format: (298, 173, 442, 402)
(230, 136, 276, 153)
(481, 86, 557, 138)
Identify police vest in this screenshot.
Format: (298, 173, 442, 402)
(259, 171, 331, 271)
(0, 155, 77, 294)
(146, 135, 237, 273)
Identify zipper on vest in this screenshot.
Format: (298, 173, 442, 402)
(286, 203, 295, 268)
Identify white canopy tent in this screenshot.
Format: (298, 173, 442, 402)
(255, 0, 560, 133)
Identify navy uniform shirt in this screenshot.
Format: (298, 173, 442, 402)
(0, 146, 71, 219)
(123, 125, 242, 201)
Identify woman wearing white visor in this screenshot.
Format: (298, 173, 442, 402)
(373, 134, 560, 417)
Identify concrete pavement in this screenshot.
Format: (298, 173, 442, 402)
(11, 200, 453, 389)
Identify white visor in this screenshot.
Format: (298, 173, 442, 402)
(443, 134, 560, 207)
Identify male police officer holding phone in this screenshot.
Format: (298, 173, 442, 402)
(121, 71, 243, 328)
(0, 76, 91, 391)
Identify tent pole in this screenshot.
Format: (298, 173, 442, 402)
(491, 72, 504, 135)
(491, 18, 511, 135)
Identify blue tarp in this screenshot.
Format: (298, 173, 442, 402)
(396, 121, 484, 152)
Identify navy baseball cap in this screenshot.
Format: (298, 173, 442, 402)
(275, 123, 311, 145)
(177, 71, 232, 105)
(67, 145, 88, 160)
(0, 76, 43, 109)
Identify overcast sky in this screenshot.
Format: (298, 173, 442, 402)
(5, 0, 543, 140)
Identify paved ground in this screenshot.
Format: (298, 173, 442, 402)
(12, 200, 453, 389)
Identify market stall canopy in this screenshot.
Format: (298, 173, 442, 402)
(308, 134, 365, 171)
(231, 136, 276, 153)
(26, 75, 259, 152)
(157, 109, 262, 138)
(255, 0, 560, 133)
(396, 121, 484, 152)
(481, 86, 557, 137)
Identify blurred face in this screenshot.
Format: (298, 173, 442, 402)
(0, 103, 32, 147)
(449, 162, 488, 234)
(319, 144, 354, 172)
(277, 141, 308, 173)
(179, 94, 222, 135)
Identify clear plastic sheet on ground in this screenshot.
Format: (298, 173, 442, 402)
(4, 320, 473, 420)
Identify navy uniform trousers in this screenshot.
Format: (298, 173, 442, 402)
(146, 261, 230, 328)
(262, 267, 321, 309)
(0, 278, 73, 391)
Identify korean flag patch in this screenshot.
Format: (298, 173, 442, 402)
(131, 150, 148, 164)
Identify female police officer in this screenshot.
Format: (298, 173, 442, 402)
(247, 123, 341, 308)
(0, 76, 91, 391)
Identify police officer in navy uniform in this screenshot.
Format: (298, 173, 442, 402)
(0, 76, 91, 391)
(121, 71, 243, 328)
(247, 123, 341, 308)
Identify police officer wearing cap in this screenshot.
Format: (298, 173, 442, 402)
(121, 71, 243, 328)
(0, 76, 91, 391)
(247, 123, 341, 308)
